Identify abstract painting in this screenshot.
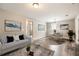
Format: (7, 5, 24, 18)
(38, 24, 45, 31)
(5, 20, 21, 31)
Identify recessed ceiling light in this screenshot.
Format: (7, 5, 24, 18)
(32, 3, 39, 8)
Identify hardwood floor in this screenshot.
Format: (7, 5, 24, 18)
(33, 37, 77, 56)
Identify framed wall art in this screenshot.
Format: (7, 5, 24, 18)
(4, 20, 21, 31)
(60, 24, 69, 30)
(38, 24, 45, 31)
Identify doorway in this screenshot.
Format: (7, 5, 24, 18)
(27, 21, 33, 38)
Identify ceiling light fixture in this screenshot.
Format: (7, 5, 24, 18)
(32, 3, 39, 8)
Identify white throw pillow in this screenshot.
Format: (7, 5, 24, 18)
(14, 35, 19, 41)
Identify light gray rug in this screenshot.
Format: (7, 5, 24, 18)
(30, 44, 54, 56)
(3, 44, 54, 56)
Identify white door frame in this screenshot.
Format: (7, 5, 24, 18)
(75, 15, 79, 44)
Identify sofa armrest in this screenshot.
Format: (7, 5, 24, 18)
(24, 36, 32, 44)
(24, 36, 31, 40)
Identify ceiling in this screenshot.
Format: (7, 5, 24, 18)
(0, 3, 79, 22)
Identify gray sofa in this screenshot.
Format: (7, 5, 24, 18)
(0, 34, 31, 55)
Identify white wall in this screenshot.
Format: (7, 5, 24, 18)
(0, 9, 27, 36)
(32, 19, 46, 41)
(0, 8, 46, 41)
(56, 19, 75, 38)
(75, 15, 79, 44)
(46, 19, 75, 38)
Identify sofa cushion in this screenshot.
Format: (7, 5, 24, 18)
(19, 34, 24, 40)
(13, 35, 19, 41)
(0, 34, 26, 44)
(0, 36, 31, 55)
(1, 39, 28, 51)
(0, 35, 7, 44)
(6, 36, 14, 43)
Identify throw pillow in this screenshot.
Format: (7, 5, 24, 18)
(7, 36, 14, 43)
(14, 35, 19, 41)
(19, 34, 24, 40)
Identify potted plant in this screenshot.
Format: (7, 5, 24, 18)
(26, 44, 31, 51)
(68, 30, 75, 42)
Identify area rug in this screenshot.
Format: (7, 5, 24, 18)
(30, 44, 54, 56)
(2, 44, 54, 56)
